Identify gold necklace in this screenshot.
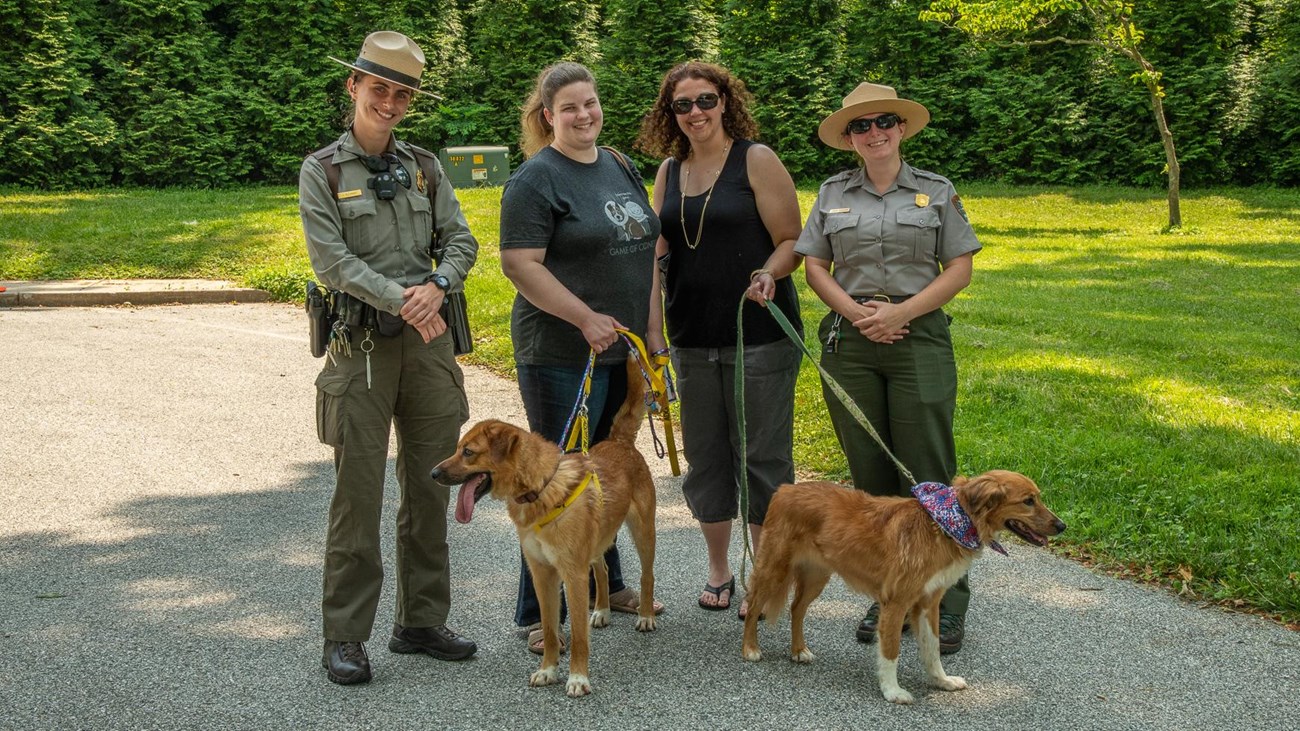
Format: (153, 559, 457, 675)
(679, 142, 731, 250)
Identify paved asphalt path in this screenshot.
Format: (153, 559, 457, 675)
(2, 303, 1297, 730)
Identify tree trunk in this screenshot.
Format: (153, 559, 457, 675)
(1123, 42, 1182, 229)
(1145, 79, 1182, 229)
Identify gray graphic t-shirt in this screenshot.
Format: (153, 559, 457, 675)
(500, 146, 660, 366)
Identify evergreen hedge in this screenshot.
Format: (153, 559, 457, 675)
(1, 0, 1296, 188)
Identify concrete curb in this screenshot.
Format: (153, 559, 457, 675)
(0, 279, 272, 307)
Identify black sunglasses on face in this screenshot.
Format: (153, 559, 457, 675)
(845, 114, 903, 135)
(670, 93, 721, 115)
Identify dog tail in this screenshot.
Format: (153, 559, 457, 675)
(606, 354, 648, 444)
(746, 559, 793, 626)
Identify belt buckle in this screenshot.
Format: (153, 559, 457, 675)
(863, 293, 892, 304)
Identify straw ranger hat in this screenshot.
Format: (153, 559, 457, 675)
(818, 82, 930, 150)
(329, 31, 440, 98)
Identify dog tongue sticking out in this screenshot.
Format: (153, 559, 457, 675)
(455, 474, 487, 524)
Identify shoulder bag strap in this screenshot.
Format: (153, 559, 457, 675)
(600, 145, 631, 176)
(600, 145, 649, 206)
(310, 141, 343, 201)
(408, 144, 443, 256)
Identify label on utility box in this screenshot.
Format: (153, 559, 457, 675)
(473, 154, 484, 164)
(472, 168, 488, 181)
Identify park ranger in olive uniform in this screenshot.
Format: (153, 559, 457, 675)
(298, 31, 478, 685)
(795, 83, 981, 654)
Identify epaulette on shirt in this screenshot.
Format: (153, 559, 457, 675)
(397, 139, 436, 160)
(909, 167, 952, 187)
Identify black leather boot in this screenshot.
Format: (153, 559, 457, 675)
(322, 640, 372, 685)
(854, 603, 910, 643)
(939, 613, 965, 655)
(388, 624, 477, 661)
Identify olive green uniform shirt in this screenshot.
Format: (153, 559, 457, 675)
(299, 129, 478, 313)
(795, 163, 980, 296)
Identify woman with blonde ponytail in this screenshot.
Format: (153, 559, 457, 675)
(498, 61, 665, 655)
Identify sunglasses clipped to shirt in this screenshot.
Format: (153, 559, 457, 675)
(358, 152, 411, 185)
(845, 113, 903, 135)
(670, 92, 721, 115)
(354, 151, 411, 200)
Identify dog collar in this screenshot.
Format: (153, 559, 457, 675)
(911, 481, 1007, 556)
(532, 472, 601, 533)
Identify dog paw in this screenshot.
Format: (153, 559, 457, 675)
(590, 609, 610, 628)
(529, 665, 559, 687)
(791, 647, 815, 664)
(881, 685, 915, 705)
(635, 615, 656, 632)
(565, 673, 592, 697)
(933, 674, 967, 691)
(742, 646, 762, 662)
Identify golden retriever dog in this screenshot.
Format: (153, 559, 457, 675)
(741, 470, 1065, 704)
(431, 356, 656, 697)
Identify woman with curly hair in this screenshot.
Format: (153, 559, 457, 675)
(637, 62, 803, 619)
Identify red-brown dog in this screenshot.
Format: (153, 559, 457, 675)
(742, 470, 1065, 704)
(431, 357, 656, 697)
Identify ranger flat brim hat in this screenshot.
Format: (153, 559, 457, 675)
(818, 82, 930, 150)
(329, 31, 441, 99)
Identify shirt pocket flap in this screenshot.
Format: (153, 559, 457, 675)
(896, 208, 941, 229)
(409, 192, 432, 214)
(823, 213, 860, 235)
(338, 199, 377, 220)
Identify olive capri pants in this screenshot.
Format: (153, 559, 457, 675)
(817, 308, 969, 615)
(674, 339, 801, 525)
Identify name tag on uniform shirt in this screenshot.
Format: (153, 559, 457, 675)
(337, 189, 363, 200)
(828, 207, 851, 214)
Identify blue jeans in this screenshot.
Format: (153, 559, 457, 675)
(513, 363, 628, 627)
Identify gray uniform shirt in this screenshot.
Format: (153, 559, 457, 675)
(795, 163, 980, 296)
(299, 129, 478, 315)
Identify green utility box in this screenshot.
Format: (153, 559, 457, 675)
(438, 146, 510, 187)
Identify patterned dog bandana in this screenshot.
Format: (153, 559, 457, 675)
(911, 481, 1007, 556)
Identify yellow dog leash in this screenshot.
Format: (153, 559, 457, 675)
(560, 328, 679, 475)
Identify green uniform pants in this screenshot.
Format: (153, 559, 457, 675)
(314, 327, 469, 641)
(817, 308, 969, 616)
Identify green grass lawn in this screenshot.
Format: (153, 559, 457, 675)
(3, 183, 1298, 624)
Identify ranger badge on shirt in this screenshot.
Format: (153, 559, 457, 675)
(915, 193, 929, 207)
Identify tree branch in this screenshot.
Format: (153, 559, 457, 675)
(1019, 35, 1106, 48)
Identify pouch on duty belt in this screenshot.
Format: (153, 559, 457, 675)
(305, 281, 333, 358)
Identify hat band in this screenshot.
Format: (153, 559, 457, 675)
(352, 57, 421, 90)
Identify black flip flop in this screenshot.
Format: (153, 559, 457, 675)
(697, 576, 735, 611)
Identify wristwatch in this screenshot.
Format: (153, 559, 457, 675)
(428, 273, 451, 291)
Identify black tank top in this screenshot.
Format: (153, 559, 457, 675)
(660, 139, 802, 348)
